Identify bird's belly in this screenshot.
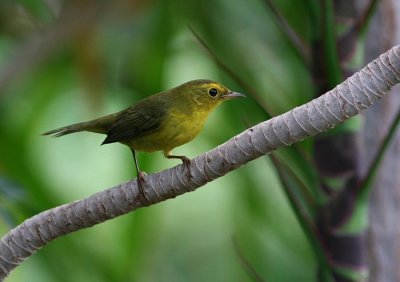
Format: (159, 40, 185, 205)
(127, 110, 207, 153)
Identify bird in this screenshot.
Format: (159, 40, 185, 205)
(43, 79, 245, 204)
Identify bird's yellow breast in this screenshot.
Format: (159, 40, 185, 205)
(127, 107, 211, 154)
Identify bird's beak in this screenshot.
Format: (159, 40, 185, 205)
(222, 91, 246, 100)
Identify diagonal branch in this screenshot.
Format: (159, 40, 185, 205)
(359, 107, 400, 194)
(188, 26, 273, 116)
(263, 0, 309, 64)
(0, 46, 400, 280)
(0, 1, 103, 93)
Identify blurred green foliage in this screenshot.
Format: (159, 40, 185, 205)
(0, 0, 316, 281)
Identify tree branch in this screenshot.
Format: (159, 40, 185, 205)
(1, 46, 400, 280)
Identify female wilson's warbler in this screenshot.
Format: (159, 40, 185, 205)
(43, 79, 245, 202)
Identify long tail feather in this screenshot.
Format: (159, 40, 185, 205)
(43, 112, 121, 138)
(42, 122, 91, 137)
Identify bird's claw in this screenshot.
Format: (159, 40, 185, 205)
(181, 156, 191, 168)
(180, 157, 192, 180)
(138, 171, 147, 180)
(136, 172, 150, 206)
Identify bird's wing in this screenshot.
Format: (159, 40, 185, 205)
(101, 99, 167, 144)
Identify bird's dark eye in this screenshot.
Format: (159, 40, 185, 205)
(209, 88, 218, 97)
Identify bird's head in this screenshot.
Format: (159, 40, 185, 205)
(174, 79, 245, 111)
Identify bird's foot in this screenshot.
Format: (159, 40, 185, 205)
(166, 154, 192, 182)
(180, 156, 190, 167)
(136, 171, 150, 206)
(180, 156, 192, 181)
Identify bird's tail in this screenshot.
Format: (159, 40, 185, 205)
(43, 112, 121, 138)
(42, 121, 96, 137)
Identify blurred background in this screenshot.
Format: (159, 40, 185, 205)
(0, 1, 399, 281)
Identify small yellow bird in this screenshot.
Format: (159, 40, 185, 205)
(44, 79, 245, 202)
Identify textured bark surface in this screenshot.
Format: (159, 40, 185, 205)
(0, 46, 400, 280)
(363, 0, 400, 281)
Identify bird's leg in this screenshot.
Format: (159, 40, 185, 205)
(131, 149, 149, 205)
(165, 152, 192, 180)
